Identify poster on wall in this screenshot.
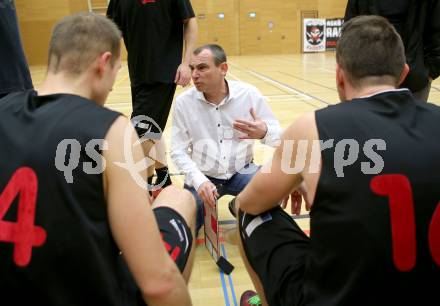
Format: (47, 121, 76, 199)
(303, 18, 326, 53)
(325, 18, 344, 50)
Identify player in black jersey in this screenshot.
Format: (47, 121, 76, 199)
(107, 0, 198, 191)
(235, 15, 440, 306)
(0, 0, 33, 98)
(0, 13, 195, 306)
(345, 0, 440, 102)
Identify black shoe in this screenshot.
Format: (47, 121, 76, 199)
(155, 167, 172, 188)
(228, 198, 237, 218)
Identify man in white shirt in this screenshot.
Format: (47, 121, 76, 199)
(171, 44, 282, 231)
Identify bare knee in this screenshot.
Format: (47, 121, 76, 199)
(156, 186, 193, 205)
(153, 186, 196, 227)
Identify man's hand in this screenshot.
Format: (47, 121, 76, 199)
(233, 107, 268, 140)
(197, 181, 219, 208)
(174, 63, 191, 86)
(281, 182, 311, 215)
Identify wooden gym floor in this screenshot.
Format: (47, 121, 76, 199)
(30, 52, 440, 306)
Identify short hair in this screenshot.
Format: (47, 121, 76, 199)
(48, 13, 121, 75)
(336, 15, 405, 87)
(193, 44, 227, 66)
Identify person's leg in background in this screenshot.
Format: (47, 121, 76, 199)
(412, 80, 432, 102)
(154, 137, 173, 187)
(183, 184, 205, 233)
(152, 82, 177, 188)
(131, 83, 176, 191)
(152, 185, 196, 282)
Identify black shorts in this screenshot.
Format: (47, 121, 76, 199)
(238, 206, 310, 306)
(154, 206, 193, 272)
(130, 83, 177, 139)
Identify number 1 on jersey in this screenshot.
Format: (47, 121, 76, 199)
(371, 174, 440, 271)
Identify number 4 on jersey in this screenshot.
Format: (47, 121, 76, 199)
(0, 167, 46, 267)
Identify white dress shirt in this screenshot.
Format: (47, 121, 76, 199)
(171, 80, 282, 190)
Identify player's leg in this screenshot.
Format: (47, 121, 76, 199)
(237, 205, 310, 306)
(152, 185, 196, 282)
(151, 83, 176, 187)
(130, 83, 159, 186)
(130, 83, 176, 189)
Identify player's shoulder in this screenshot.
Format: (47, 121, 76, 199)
(285, 111, 318, 141)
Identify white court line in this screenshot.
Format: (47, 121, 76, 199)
(227, 71, 242, 82)
(265, 94, 309, 101)
(229, 70, 310, 102)
(246, 70, 312, 101)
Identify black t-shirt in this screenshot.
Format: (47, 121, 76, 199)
(0, 91, 138, 306)
(107, 0, 195, 85)
(344, 0, 434, 92)
(304, 90, 440, 305)
(0, 1, 33, 95)
(377, 0, 410, 34)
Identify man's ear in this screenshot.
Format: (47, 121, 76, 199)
(336, 63, 345, 88)
(220, 62, 228, 76)
(398, 63, 410, 86)
(97, 52, 113, 76)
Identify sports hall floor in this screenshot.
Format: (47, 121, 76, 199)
(30, 52, 440, 306)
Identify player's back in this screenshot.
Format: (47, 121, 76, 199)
(304, 89, 440, 305)
(0, 91, 137, 306)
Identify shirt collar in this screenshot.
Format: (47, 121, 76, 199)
(359, 88, 410, 99)
(195, 79, 235, 107)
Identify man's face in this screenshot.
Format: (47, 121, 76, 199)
(190, 49, 226, 93)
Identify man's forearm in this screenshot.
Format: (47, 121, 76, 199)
(182, 17, 198, 64)
(144, 268, 192, 306)
(170, 148, 208, 189)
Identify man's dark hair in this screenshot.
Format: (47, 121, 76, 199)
(193, 44, 227, 66)
(48, 13, 121, 75)
(336, 15, 405, 87)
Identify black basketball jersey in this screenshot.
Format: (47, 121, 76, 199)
(304, 90, 440, 305)
(0, 91, 139, 306)
(0, 1, 33, 95)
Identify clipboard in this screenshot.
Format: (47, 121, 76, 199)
(203, 198, 235, 274)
